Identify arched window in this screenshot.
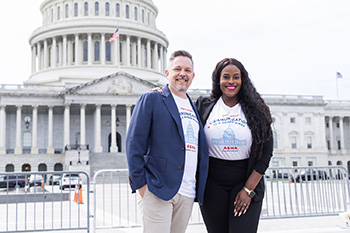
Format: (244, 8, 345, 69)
(74, 3, 78, 17)
(95, 2, 99, 16)
(57, 6, 60, 20)
(38, 163, 47, 171)
(23, 132, 32, 148)
(106, 42, 111, 62)
(83, 41, 88, 62)
(65, 4, 69, 18)
(126, 5, 129, 19)
(94, 41, 100, 61)
(84, 2, 89, 16)
(105, 2, 110, 16)
(54, 163, 63, 171)
(22, 164, 31, 172)
(134, 7, 137, 21)
(142, 9, 144, 23)
(5, 164, 15, 172)
(116, 3, 120, 17)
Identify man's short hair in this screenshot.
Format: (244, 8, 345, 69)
(168, 50, 193, 67)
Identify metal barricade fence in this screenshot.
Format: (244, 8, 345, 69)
(92, 166, 350, 232)
(262, 166, 350, 219)
(0, 171, 89, 233)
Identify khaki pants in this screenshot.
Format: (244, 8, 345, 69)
(138, 187, 194, 233)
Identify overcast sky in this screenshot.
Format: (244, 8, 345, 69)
(1, 0, 349, 100)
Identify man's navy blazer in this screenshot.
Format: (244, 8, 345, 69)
(126, 85, 209, 205)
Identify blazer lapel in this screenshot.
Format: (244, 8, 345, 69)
(162, 85, 185, 143)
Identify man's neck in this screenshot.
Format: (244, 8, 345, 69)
(169, 87, 187, 99)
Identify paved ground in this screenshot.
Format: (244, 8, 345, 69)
(88, 215, 350, 233)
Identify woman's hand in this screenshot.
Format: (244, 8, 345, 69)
(233, 189, 252, 217)
(150, 87, 163, 93)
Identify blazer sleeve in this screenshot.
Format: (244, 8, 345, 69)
(126, 93, 153, 192)
(254, 132, 274, 175)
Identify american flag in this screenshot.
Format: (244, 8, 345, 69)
(108, 28, 119, 42)
(337, 72, 343, 79)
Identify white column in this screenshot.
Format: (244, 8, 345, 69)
(31, 45, 36, 74)
(63, 35, 67, 66)
(154, 43, 158, 71)
(52, 37, 57, 68)
(88, 33, 93, 65)
(110, 105, 117, 152)
(75, 34, 79, 66)
(160, 45, 164, 72)
(132, 40, 137, 66)
(126, 104, 132, 132)
(68, 39, 72, 65)
(126, 35, 130, 66)
(37, 42, 41, 71)
(0, 105, 6, 154)
(47, 105, 54, 154)
(94, 104, 102, 152)
(101, 34, 106, 65)
(15, 105, 22, 154)
(44, 39, 48, 68)
(147, 39, 151, 69)
(329, 117, 335, 154)
(64, 104, 70, 150)
(339, 117, 346, 154)
(163, 48, 167, 70)
(137, 37, 142, 68)
(31, 105, 38, 154)
(80, 104, 86, 147)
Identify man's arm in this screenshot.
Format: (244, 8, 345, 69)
(126, 93, 153, 192)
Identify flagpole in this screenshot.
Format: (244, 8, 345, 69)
(336, 75, 339, 100)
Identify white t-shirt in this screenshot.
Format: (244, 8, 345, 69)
(172, 93, 199, 198)
(204, 97, 252, 160)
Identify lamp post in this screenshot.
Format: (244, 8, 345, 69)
(77, 150, 81, 164)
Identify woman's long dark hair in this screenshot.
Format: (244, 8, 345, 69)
(211, 58, 272, 159)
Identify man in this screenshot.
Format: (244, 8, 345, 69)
(126, 50, 209, 233)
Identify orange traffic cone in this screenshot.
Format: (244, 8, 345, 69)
(77, 184, 84, 204)
(41, 177, 44, 190)
(73, 184, 79, 203)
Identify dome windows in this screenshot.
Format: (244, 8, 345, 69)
(74, 3, 78, 17)
(84, 2, 89, 16)
(116, 3, 120, 17)
(95, 2, 99, 16)
(105, 3, 110, 16)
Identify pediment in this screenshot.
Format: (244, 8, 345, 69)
(64, 72, 158, 95)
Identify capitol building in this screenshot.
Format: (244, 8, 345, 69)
(0, 0, 349, 177)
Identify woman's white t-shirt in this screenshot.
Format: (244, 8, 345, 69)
(204, 97, 252, 161)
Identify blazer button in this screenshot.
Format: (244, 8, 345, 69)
(178, 166, 183, 170)
(181, 147, 185, 151)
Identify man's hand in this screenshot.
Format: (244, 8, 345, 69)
(138, 184, 147, 198)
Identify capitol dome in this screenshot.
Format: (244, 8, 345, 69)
(26, 0, 169, 86)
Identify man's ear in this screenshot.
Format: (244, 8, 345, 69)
(165, 69, 169, 77)
(192, 72, 195, 79)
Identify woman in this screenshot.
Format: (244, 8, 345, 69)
(196, 58, 273, 233)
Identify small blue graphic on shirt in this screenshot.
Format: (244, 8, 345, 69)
(185, 123, 198, 152)
(211, 126, 247, 146)
(185, 123, 198, 146)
